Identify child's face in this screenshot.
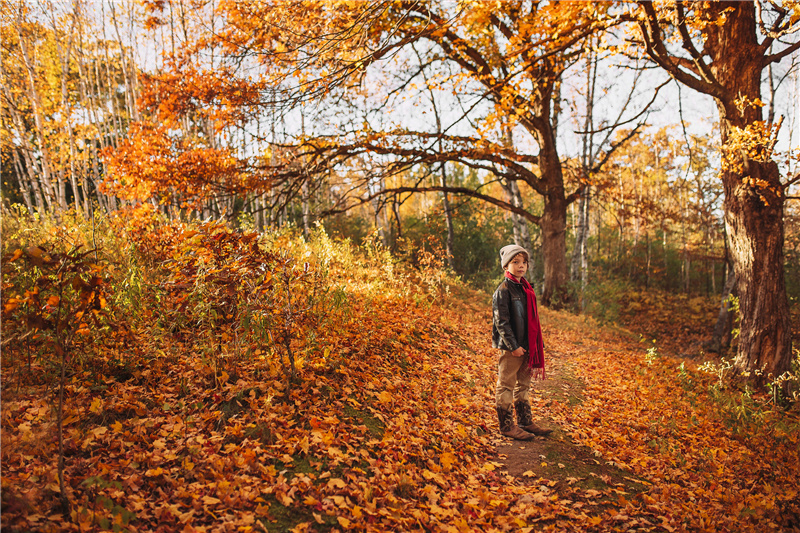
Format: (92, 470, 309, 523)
(505, 253, 528, 279)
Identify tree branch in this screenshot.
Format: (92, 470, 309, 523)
(319, 185, 542, 224)
(763, 39, 800, 66)
(635, 1, 726, 100)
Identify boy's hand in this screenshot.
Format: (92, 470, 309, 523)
(511, 347, 525, 357)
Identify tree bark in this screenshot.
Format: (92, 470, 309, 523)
(636, 0, 794, 379)
(705, 264, 737, 354)
(709, 5, 792, 380)
(537, 131, 569, 306)
(571, 184, 590, 308)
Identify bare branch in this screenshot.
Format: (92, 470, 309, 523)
(319, 185, 542, 224)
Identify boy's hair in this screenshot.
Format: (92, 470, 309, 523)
(499, 244, 530, 269)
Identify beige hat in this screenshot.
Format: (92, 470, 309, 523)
(500, 244, 529, 269)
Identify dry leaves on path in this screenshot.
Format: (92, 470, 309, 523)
(2, 220, 799, 532)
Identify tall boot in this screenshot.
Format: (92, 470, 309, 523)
(514, 400, 553, 436)
(496, 407, 534, 441)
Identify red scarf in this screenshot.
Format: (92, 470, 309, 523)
(505, 271, 545, 379)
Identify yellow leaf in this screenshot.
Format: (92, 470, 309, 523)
(377, 391, 392, 403)
(522, 470, 536, 477)
(145, 467, 164, 477)
(89, 397, 103, 415)
(337, 517, 351, 528)
(327, 478, 347, 489)
(112, 421, 123, 433)
(440, 452, 456, 471)
(298, 436, 310, 454)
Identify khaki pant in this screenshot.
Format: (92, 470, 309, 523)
(495, 350, 531, 411)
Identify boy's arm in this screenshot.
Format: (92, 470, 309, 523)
(493, 285, 520, 352)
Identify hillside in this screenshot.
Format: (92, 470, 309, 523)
(2, 211, 799, 532)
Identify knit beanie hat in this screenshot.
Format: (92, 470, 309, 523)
(500, 244, 529, 269)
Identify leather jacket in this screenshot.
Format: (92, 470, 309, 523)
(492, 277, 528, 352)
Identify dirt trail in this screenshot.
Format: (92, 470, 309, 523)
(453, 296, 650, 502)
(492, 350, 648, 497)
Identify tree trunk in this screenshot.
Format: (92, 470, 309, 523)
(570, 184, 590, 309)
(440, 163, 455, 270)
(530, 116, 570, 307)
(502, 178, 533, 254)
(51, 3, 80, 214)
(707, 4, 792, 380)
(16, 21, 59, 210)
(537, 137, 569, 306)
(722, 155, 791, 378)
(540, 192, 568, 306)
(704, 264, 737, 354)
(9, 145, 35, 212)
(635, 0, 795, 380)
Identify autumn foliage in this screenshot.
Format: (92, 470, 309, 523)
(1, 208, 799, 532)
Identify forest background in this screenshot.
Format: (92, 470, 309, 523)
(2, 1, 800, 532)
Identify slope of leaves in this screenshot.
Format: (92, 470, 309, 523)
(2, 209, 799, 532)
(543, 316, 800, 532)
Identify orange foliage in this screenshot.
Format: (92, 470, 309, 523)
(2, 209, 799, 532)
(102, 123, 262, 207)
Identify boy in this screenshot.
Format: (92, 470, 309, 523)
(492, 244, 552, 440)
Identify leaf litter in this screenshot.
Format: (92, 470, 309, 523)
(2, 219, 799, 533)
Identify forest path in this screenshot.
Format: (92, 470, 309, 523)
(444, 290, 799, 532)
(444, 294, 659, 524)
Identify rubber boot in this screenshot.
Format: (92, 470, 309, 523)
(514, 400, 553, 436)
(496, 407, 535, 441)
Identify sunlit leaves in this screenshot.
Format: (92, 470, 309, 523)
(2, 209, 799, 531)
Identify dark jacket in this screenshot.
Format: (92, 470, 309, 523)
(492, 276, 528, 352)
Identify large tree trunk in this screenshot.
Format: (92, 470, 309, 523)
(634, 0, 796, 380)
(721, 152, 791, 378)
(519, 68, 570, 307)
(537, 137, 569, 306)
(541, 192, 568, 307)
(708, 3, 792, 380)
